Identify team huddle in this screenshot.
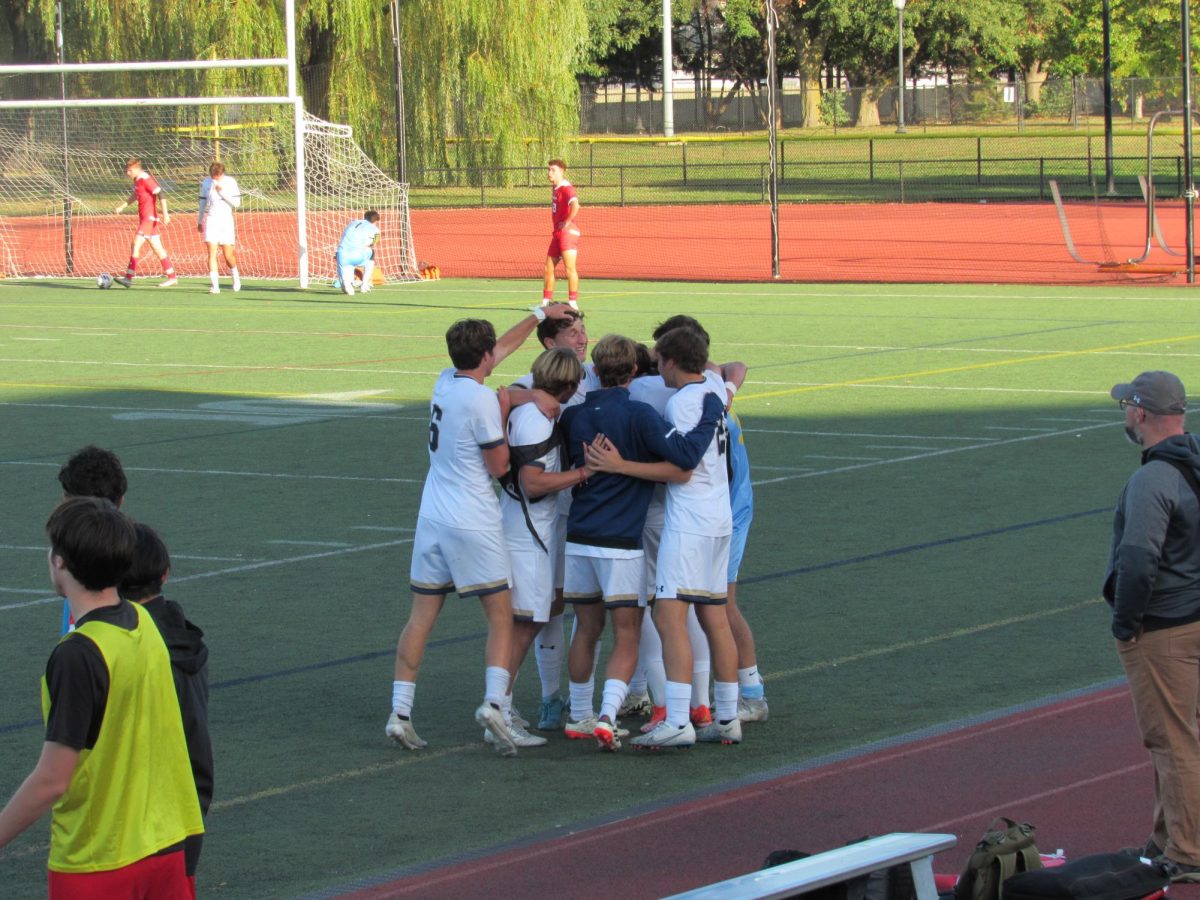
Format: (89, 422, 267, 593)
(387, 304, 767, 754)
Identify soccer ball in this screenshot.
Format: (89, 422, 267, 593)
(96, 273, 113, 289)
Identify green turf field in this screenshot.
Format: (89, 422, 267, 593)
(0, 277, 1197, 897)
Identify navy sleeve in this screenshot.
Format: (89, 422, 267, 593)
(635, 392, 722, 470)
(44, 635, 109, 750)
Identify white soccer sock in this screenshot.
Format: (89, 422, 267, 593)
(688, 607, 711, 708)
(339, 265, 355, 289)
(484, 666, 509, 707)
(640, 613, 666, 706)
(665, 681, 691, 729)
(599, 678, 629, 723)
(392, 680, 416, 718)
(230, 267, 240, 290)
(209, 269, 218, 290)
(714, 681, 739, 724)
(739, 665, 765, 700)
(361, 260, 375, 287)
(535, 613, 565, 699)
(568, 680, 594, 722)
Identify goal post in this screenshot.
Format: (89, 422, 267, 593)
(0, 98, 419, 285)
(0, 3, 419, 286)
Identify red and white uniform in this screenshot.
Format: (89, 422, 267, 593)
(133, 172, 162, 234)
(547, 181, 580, 258)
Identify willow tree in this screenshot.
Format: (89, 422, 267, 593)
(398, 0, 589, 185)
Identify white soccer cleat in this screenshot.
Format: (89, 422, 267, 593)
(619, 691, 652, 718)
(159, 276, 178, 288)
(737, 697, 769, 723)
(564, 715, 598, 740)
(360, 284, 372, 293)
(510, 705, 531, 730)
(630, 720, 696, 750)
(208, 287, 220, 295)
(114, 276, 132, 288)
(343, 283, 355, 296)
(696, 718, 743, 745)
(475, 702, 517, 757)
(484, 721, 547, 748)
(385, 712, 427, 750)
(593, 718, 622, 752)
(232, 278, 241, 292)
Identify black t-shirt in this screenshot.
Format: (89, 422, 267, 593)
(43, 601, 138, 751)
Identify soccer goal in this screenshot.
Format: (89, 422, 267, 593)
(0, 20, 419, 286)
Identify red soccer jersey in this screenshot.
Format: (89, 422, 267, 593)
(551, 181, 577, 230)
(134, 172, 161, 222)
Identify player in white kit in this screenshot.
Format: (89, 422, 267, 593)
(197, 162, 241, 294)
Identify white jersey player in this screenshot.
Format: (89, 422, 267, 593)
(387, 318, 519, 757)
(197, 162, 241, 294)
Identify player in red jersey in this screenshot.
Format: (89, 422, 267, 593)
(543, 159, 580, 307)
(113, 158, 177, 288)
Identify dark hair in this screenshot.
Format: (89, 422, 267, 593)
(548, 158, 567, 171)
(633, 342, 656, 377)
(537, 308, 583, 346)
(364, 210, 381, 224)
(46, 497, 137, 592)
(209, 161, 225, 177)
(446, 318, 497, 370)
(59, 445, 128, 505)
(655, 326, 709, 375)
(118, 522, 171, 601)
(591, 334, 639, 388)
(653, 314, 709, 347)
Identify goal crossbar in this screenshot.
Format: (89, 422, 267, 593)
(0, 59, 287, 75)
(0, 97, 295, 110)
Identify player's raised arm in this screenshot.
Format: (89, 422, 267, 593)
(492, 303, 574, 366)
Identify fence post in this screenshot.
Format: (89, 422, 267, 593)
(590, 142, 595, 187)
(976, 137, 982, 184)
(620, 165, 625, 207)
(1179, 156, 1183, 197)
(1087, 135, 1094, 187)
(1039, 157, 1045, 201)
(761, 163, 766, 202)
(682, 141, 688, 184)
(869, 138, 875, 182)
(480, 167, 486, 207)
(780, 139, 785, 183)
(899, 159, 905, 203)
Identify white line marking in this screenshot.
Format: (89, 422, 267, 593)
(751, 466, 814, 472)
(805, 454, 882, 462)
(750, 420, 1117, 486)
(0, 538, 414, 613)
(0, 544, 248, 562)
(351, 526, 418, 532)
(984, 426, 1058, 432)
(744, 428, 997, 442)
(10, 337, 60, 342)
(0, 586, 49, 594)
(863, 445, 938, 451)
(266, 540, 354, 548)
(0, 356, 442, 377)
(1036, 417, 1114, 424)
(0, 460, 422, 485)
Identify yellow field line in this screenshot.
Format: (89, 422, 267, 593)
(740, 333, 1200, 403)
(765, 596, 1102, 683)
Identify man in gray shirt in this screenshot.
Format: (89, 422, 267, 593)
(1106, 370, 1200, 881)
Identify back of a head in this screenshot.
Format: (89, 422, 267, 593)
(531, 347, 583, 397)
(591, 334, 639, 388)
(209, 161, 225, 178)
(446, 318, 497, 370)
(655, 326, 709, 375)
(46, 497, 137, 593)
(365, 210, 381, 224)
(653, 315, 709, 347)
(59, 445, 128, 505)
(118, 522, 171, 602)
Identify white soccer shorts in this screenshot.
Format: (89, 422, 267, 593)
(563, 551, 645, 609)
(203, 219, 235, 246)
(409, 516, 510, 598)
(655, 530, 731, 604)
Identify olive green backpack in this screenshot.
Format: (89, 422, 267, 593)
(955, 818, 1044, 900)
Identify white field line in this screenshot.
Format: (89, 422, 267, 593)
(744, 428, 999, 442)
(747, 381, 1108, 397)
(0, 543, 249, 562)
(0, 400, 413, 420)
(0, 538, 414, 614)
(750, 420, 1117, 487)
(0, 356, 445, 377)
(0, 460, 423, 485)
(266, 540, 353, 548)
(984, 425, 1059, 432)
(863, 445, 938, 451)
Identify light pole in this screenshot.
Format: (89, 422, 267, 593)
(894, 0, 907, 134)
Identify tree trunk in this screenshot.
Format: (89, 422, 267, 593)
(1024, 62, 1046, 105)
(857, 87, 883, 127)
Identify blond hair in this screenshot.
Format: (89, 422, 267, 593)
(531, 347, 583, 398)
(591, 334, 638, 388)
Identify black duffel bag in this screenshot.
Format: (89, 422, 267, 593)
(1002, 852, 1168, 900)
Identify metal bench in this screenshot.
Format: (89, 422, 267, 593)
(665, 831, 958, 900)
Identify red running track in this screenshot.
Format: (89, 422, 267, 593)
(335, 684, 1200, 899)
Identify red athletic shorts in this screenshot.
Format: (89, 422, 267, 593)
(49, 850, 193, 900)
(547, 227, 580, 259)
(136, 218, 161, 237)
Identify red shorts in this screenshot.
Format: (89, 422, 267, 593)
(547, 227, 580, 259)
(49, 850, 193, 900)
(136, 218, 161, 237)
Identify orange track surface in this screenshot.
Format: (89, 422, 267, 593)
(411, 201, 1194, 285)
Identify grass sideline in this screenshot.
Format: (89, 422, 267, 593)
(0, 277, 1197, 897)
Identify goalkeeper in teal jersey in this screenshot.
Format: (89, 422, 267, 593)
(333, 210, 381, 296)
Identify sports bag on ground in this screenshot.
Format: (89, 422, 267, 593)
(955, 818, 1043, 900)
(1001, 852, 1168, 900)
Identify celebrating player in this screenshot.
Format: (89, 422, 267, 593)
(113, 158, 176, 288)
(543, 159, 581, 308)
(387, 318, 518, 757)
(334, 210, 380, 296)
(197, 162, 242, 294)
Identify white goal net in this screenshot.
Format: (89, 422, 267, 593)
(0, 103, 419, 284)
